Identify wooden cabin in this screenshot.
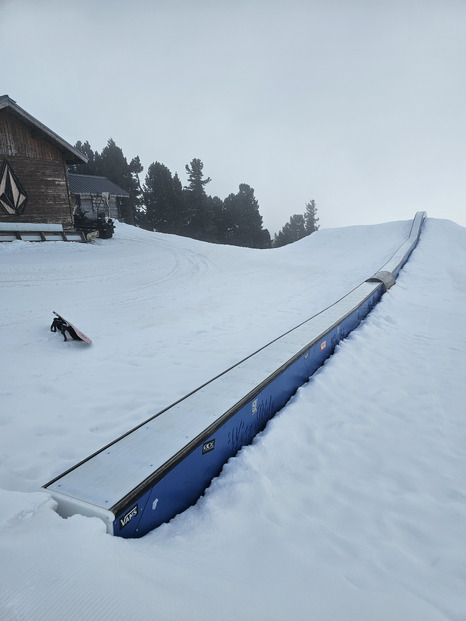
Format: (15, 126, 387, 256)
(0, 95, 87, 229)
(68, 174, 129, 221)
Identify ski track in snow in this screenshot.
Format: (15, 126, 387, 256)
(0, 218, 465, 621)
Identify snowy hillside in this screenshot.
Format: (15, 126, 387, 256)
(0, 218, 465, 620)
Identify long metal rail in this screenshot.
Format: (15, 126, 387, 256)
(44, 212, 426, 538)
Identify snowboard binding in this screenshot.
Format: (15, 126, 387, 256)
(51, 315, 79, 341)
(50, 312, 92, 344)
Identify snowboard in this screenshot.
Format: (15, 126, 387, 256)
(51, 312, 92, 344)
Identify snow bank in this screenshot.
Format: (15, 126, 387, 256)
(0, 218, 464, 620)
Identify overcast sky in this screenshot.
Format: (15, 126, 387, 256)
(3, 0, 466, 233)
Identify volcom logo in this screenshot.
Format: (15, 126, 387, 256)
(0, 160, 28, 215)
(119, 504, 138, 529)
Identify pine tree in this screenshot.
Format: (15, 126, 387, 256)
(304, 199, 319, 234)
(274, 214, 306, 247)
(171, 173, 186, 234)
(274, 200, 319, 247)
(223, 184, 271, 248)
(69, 141, 97, 175)
(144, 162, 185, 234)
(209, 195, 228, 243)
(183, 158, 215, 241)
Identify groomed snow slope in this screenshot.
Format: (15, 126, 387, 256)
(0, 218, 464, 620)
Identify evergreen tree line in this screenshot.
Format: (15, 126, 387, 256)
(69, 138, 319, 248)
(273, 200, 319, 247)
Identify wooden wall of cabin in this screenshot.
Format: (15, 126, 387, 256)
(0, 110, 73, 226)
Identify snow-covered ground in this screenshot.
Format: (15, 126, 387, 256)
(0, 217, 464, 621)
